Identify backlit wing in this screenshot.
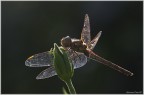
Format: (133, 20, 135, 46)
(88, 31, 102, 50)
(36, 66, 57, 79)
(67, 50, 87, 69)
(25, 51, 54, 67)
(36, 51, 87, 79)
(81, 14, 91, 45)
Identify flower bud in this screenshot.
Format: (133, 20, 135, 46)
(53, 43, 74, 82)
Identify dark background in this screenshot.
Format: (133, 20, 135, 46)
(2, 1, 143, 94)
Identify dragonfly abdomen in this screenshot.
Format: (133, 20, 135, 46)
(87, 49, 133, 76)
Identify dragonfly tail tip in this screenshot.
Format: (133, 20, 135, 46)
(130, 73, 134, 76)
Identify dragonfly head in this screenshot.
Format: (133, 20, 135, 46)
(61, 36, 72, 47)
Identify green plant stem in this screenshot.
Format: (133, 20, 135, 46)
(65, 79, 76, 94)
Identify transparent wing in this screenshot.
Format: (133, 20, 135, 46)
(36, 66, 57, 79)
(25, 51, 54, 67)
(67, 50, 88, 69)
(35, 50, 87, 79)
(88, 31, 102, 50)
(81, 14, 91, 45)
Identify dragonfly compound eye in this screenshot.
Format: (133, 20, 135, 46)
(61, 36, 72, 47)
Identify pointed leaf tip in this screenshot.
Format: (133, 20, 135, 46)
(54, 43, 58, 49)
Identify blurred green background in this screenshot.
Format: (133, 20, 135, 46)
(2, 1, 143, 94)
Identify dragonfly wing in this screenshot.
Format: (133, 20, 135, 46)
(88, 31, 102, 50)
(67, 51, 87, 69)
(36, 66, 57, 79)
(81, 14, 91, 45)
(25, 51, 54, 67)
(36, 51, 87, 79)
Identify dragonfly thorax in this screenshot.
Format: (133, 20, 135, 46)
(70, 40, 87, 53)
(61, 36, 87, 53)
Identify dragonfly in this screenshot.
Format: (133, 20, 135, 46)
(25, 14, 133, 80)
